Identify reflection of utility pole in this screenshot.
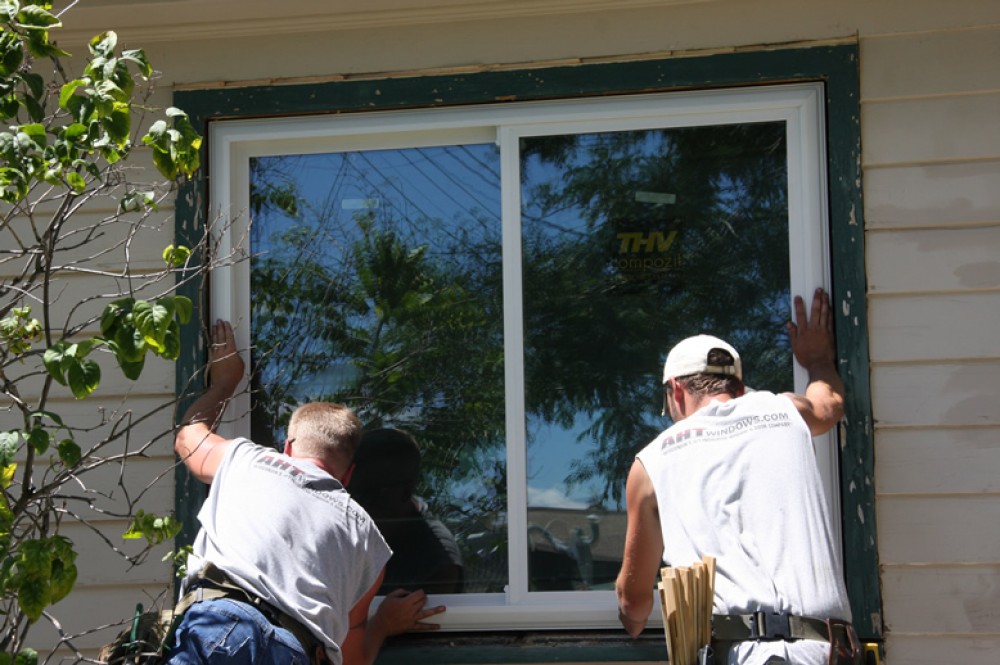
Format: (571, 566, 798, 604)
(571, 514, 600, 587)
(528, 514, 602, 588)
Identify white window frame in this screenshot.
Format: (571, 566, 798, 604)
(207, 82, 837, 631)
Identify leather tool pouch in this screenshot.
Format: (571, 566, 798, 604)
(826, 619, 864, 665)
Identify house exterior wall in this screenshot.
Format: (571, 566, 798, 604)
(28, 1, 999, 663)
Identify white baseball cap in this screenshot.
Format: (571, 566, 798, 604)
(662, 334, 742, 385)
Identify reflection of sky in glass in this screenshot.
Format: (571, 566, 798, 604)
(250, 146, 502, 398)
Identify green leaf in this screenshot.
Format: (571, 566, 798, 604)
(66, 357, 100, 399)
(15, 5, 60, 30)
(24, 426, 48, 455)
(56, 438, 80, 467)
(132, 299, 171, 352)
(16, 574, 48, 623)
(0, 1, 18, 22)
(23, 29, 67, 58)
(174, 295, 193, 324)
(88, 31, 117, 57)
(117, 355, 145, 380)
(21, 71, 43, 99)
(0, 431, 19, 466)
(61, 122, 87, 141)
(42, 343, 69, 385)
(30, 410, 64, 427)
(103, 103, 130, 146)
(161, 320, 181, 359)
(121, 48, 152, 78)
(47, 536, 77, 603)
(162, 244, 191, 267)
(66, 170, 86, 192)
(124, 510, 181, 545)
(1, 463, 15, 490)
(58, 79, 86, 111)
(0, 30, 24, 76)
(119, 188, 156, 212)
(18, 123, 45, 147)
(22, 94, 43, 122)
(100, 298, 133, 336)
(13, 648, 37, 665)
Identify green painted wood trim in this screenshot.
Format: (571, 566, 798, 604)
(173, 41, 881, 651)
(173, 194, 209, 594)
(822, 50, 883, 639)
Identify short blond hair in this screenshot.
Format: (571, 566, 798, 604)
(287, 402, 362, 459)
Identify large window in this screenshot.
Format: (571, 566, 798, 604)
(207, 83, 838, 630)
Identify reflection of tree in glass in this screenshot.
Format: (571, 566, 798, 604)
(520, 123, 792, 507)
(247, 171, 509, 590)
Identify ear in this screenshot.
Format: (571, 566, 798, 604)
(672, 381, 690, 418)
(340, 462, 355, 487)
(283, 438, 294, 456)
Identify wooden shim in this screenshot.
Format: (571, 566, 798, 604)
(658, 579, 677, 661)
(670, 570, 690, 665)
(702, 556, 717, 647)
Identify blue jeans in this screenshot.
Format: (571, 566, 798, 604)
(165, 598, 310, 665)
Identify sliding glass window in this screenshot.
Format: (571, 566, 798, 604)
(208, 83, 836, 630)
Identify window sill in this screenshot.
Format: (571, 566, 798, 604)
(374, 630, 668, 664)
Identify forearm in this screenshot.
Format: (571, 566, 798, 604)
(180, 384, 234, 430)
(617, 583, 652, 628)
(616, 577, 653, 637)
(341, 617, 389, 665)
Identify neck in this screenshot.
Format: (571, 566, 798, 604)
(300, 456, 342, 481)
(684, 391, 733, 417)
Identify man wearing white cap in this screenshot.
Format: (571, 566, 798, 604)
(615, 289, 861, 665)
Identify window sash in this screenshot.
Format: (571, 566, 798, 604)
(207, 82, 834, 630)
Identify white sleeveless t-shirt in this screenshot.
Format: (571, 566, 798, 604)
(636, 391, 851, 665)
(183, 439, 391, 665)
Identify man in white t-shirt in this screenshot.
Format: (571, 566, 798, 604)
(169, 319, 445, 665)
(615, 289, 862, 665)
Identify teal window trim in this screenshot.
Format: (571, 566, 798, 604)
(173, 43, 880, 657)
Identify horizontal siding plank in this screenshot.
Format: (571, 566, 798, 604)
(871, 361, 1000, 427)
(882, 635, 1000, 665)
(881, 565, 1000, 634)
(52, 455, 177, 524)
(0, 395, 180, 444)
(860, 26, 1000, 99)
(876, 427, 1000, 494)
(877, 496, 1000, 564)
(867, 226, 1000, 292)
(863, 159, 1000, 229)
(60, 518, 175, 585)
(861, 92, 1000, 165)
(868, 292, 1000, 361)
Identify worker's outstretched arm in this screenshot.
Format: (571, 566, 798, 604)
(341, 571, 446, 665)
(616, 460, 664, 638)
(784, 288, 845, 436)
(175, 319, 245, 484)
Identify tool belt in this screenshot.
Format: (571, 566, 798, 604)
(712, 612, 863, 665)
(176, 562, 328, 665)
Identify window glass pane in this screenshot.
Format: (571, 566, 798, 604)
(248, 145, 507, 594)
(519, 123, 792, 591)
